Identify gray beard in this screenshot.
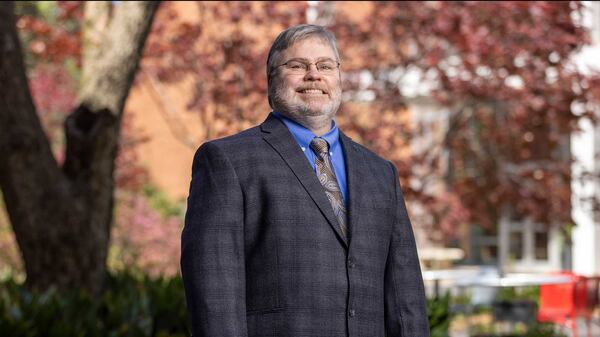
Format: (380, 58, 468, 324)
(271, 85, 342, 132)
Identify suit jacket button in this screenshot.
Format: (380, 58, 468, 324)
(349, 309, 356, 317)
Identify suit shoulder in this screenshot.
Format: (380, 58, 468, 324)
(200, 125, 262, 151)
(344, 136, 399, 183)
(346, 137, 390, 166)
(192, 125, 268, 171)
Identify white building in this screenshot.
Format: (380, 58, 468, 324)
(571, 1, 600, 276)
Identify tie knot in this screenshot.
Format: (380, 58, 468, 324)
(310, 137, 329, 156)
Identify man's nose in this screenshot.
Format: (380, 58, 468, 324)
(303, 65, 323, 81)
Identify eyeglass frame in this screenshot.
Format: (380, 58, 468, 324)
(270, 57, 341, 75)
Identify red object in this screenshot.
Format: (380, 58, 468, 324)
(583, 276, 600, 331)
(586, 276, 600, 311)
(537, 271, 592, 337)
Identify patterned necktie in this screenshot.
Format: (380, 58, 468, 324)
(310, 137, 348, 240)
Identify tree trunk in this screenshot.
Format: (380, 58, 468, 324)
(0, 1, 159, 294)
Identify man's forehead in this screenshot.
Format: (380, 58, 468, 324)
(281, 37, 336, 58)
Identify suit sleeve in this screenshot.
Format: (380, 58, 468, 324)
(181, 142, 248, 337)
(384, 161, 430, 337)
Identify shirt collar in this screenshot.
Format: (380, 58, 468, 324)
(272, 111, 340, 153)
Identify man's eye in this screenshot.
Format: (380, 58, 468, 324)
(288, 63, 304, 69)
(318, 63, 336, 71)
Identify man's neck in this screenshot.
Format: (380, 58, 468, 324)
(275, 111, 334, 136)
(310, 123, 333, 137)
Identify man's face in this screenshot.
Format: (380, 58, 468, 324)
(270, 37, 342, 122)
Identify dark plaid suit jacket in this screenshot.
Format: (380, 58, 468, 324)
(181, 113, 429, 337)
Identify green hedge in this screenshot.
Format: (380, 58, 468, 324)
(0, 272, 190, 337)
(427, 293, 454, 337)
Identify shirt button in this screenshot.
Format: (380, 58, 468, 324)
(348, 258, 355, 268)
(349, 309, 356, 317)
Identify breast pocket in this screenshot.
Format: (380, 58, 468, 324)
(358, 194, 394, 238)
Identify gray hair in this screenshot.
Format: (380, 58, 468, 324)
(266, 24, 340, 108)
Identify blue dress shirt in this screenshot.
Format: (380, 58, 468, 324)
(272, 111, 348, 204)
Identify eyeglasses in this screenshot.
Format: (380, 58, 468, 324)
(273, 58, 340, 75)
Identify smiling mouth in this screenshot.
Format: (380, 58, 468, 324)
(298, 89, 327, 95)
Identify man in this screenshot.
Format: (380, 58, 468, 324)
(181, 24, 429, 337)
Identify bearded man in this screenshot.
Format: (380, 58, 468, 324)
(181, 24, 430, 337)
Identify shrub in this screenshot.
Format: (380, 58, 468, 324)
(0, 272, 191, 337)
(428, 293, 454, 337)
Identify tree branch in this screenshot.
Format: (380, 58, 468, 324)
(64, 1, 160, 185)
(0, 1, 66, 235)
(81, 1, 112, 87)
(78, 1, 160, 115)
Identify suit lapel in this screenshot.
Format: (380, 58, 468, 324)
(339, 132, 369, 247)
(261, 113, 349, 248)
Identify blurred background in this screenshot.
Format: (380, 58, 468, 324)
(1, 1, 600, 336)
